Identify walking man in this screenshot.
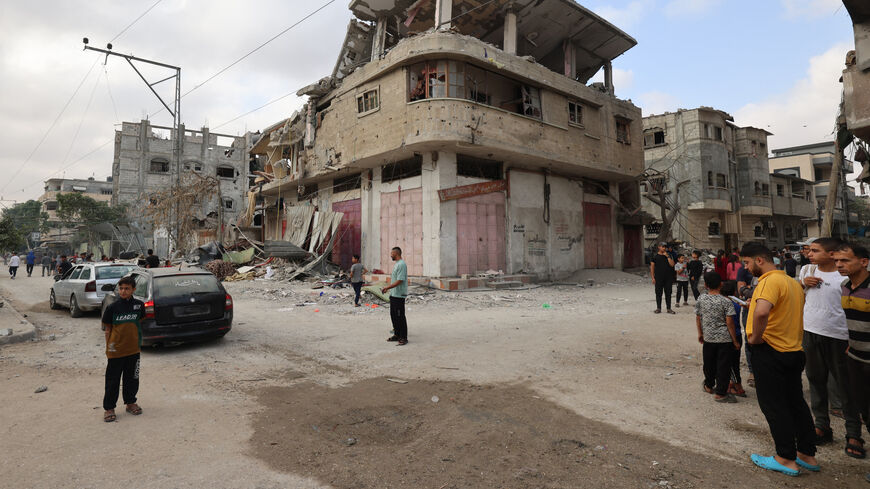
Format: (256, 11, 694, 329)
(650, 242, 676, 314)
(799, 237, 863, 456)
(833, 242, 870, 466)
(41, 253, 53, 277)
(25, 250, 35, 277)
(741, 242, 817, 476)
(8, 253, 20, 279)
(382, 247, 408, 346)
(349, 254, 367, 307)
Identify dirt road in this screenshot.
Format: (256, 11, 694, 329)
(1, 270, 867, 488)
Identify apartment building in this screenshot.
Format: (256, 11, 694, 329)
(37, 177, 114, 249)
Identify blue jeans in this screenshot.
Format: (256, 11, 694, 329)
(352, 282, 363, 305)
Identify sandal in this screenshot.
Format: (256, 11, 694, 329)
(125, 404, 142, 415)
(104, 411, 116, 423)
(702, 381, 714, 394)
(815, 427, 833, 445)
(666, 309, 676, 314)
(846, 438, 866, 459)
(653, 309, 661, 314)
(396, 339, 408, 346)
(387, 335, 399, 342)
(728, 382, 747, 397)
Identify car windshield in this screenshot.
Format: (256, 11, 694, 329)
(153, 274, 221, 298)
(95, 266, 137, 280)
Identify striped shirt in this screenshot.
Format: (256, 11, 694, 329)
(840, 275, 870, 364)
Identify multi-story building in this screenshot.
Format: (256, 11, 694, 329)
(37, 177, 114, 250)
(246, 0, 645, 280)
(768, 142, 854, 237)
(640, 107, 815, 250)
(112, 120, 253, 254)
(843, 1, 870, 145)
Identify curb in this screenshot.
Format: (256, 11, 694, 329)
(0, 296, 37, 346)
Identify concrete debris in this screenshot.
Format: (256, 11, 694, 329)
(34, 386, 48, 393)
(0, 328, 12, 336)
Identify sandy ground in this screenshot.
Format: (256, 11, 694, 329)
(1, 269, 868, 488)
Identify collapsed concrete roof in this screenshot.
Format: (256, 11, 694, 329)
(348, 0, 637, 83)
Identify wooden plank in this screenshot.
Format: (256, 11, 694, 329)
(438, 180, 507, 202)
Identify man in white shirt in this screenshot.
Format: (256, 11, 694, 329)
(800, 237, 863, 457)
(8, 254, 20, 279)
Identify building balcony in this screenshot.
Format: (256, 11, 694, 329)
(772, 195, 815, 218)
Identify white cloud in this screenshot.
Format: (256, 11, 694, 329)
(592, 0, 654, 30)
(637, 91, 682, 116)
(781, 0, 843, 19)
(664, 0, 722, 18)
(734, 42, 851, 151)
(589, 68, 635, 92)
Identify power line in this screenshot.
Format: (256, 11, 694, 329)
(212, 90, 297, 130)
(111, 0, 164, 42)
(60, 70, 102, 168)
(104, 67, 120, 123)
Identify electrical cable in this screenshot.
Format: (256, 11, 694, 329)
(60, 69, 103, 168)
(104, 66, 121, 123)
(110, 0, 164, 42)
(212, 91, 297, 130)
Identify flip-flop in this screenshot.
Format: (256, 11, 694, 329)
(845, 438, 866, 459)
(795, 458, 820, 472)
(125, 405, 142, 415)
(104, 412, 116, 423)
(750, 454, 799, 477)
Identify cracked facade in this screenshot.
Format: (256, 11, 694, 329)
(246, 0, 645, 279)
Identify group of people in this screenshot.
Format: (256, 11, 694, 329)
(656, 239, 870, 479)
(5, 250, 61, 279)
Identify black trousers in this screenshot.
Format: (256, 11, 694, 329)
(675, 281, 689, 303)
(654, 279, 673, 310)
(25, 264, 33, 276)
(352, 282, 363, 305)
(390, 296, 407, 340)
(689, 276, 701, 300)
(730, 326, 743, 384)
(803, 331, 861, 438)
(846, 356, 870, 437)
(703, 342, 733, 396)
(8, 266, 17, 277)
(103, 353, 140, 411)
(749, 343, 816, 460)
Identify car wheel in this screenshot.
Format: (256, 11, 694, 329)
(69, 295, 83, 318)
(49, 289, 62, 310)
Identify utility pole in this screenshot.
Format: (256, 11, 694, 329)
(821, 137, 844, 237)
(82, 39, 182, 249)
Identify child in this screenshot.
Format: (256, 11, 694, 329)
(674, 254, 689, 307)
(687, 251, 704, 300)
(694, 271, 741, 403)
(349, 254, 368, 307)
(720, 280, 747, 397)
(100, 276, 145, 422)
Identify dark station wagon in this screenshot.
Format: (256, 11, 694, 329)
(101, 268, 233, 346)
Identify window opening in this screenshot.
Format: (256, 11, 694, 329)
(223, 198, 234, 210)
(568, 102, 583, 126)
(217, 166, 235, 179)
(521, 85, 542, 119)
(762, 183, 769, 196)
(645, 222, 662, 236)
(754, 225, 764, 238)
(715, 126, 723, 141)
(708, 221, 721, 236)
(150, 159, 169, 173)
(333, 174, 362, 193)
(776, 184, 784, 197)
(616, 118, 631, 144)
(457, 154, 503, 180)
(716, 173, 727, 188)
(357, 89, 380, 113)
(382, 155, 423, 183)
(707, 171, 714, 187)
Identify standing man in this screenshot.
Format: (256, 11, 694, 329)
(687, 251, 704, 301)
(381, 247, 408, 346)
(41, 253, 53, 277)
(799, 237, 862, 455)
(145, 249, 160, 269)
(8, 253, 20, 279)
(25, 250, 35, 277)
(741, 242, 817, 476)
(349, 254, 367, 307)
(57, 255, 72, 277)
(650, 242, 676, 314)
(833, 243, 870, 467)
(100, 276, 144, 422)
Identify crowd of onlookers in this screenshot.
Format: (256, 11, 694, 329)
(3, 248, 168, 280)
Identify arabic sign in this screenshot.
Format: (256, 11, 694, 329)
(437, 180, 507, 202)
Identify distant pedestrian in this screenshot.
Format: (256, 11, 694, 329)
(381, 247, 408, 346)
(687, 251, 704, 300)
(695, 271, 740, 403)
(714, 250, 728, 280)
(25, 250, 35, 277)
(833, 242, 870, 468)
(101, 276, 144, 423)
(726, 254, 742, 281)
(674, 254, 689, 307)
(8, 254, 20, 279)
(57, 255, 72, 277)
(349, 254, 368, 307)
(145, 249, 160, 269)
(784, 253, 798, 278)
(41, 254, 52, 277)
(741, 242, 817, 477)
(650, 242, 675, 314)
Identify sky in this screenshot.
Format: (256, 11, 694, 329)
(0, 0, 858, 205)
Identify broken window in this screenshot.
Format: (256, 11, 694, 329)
(457, 154, 502, 180)
(223, 198, 234, 210)
(568, 102, 583, 126)
(382, 155, 423, 183)
(762, 183, 769, 196)
(776, 184, 784, 197)
(150, 159, 169, 173)
(333, 174, 362, 193)
(643, 129, 665, 148)
(708, 221, 721, 237)
(298, 184, 318, 201)
(754, 225, 764, 238)
(216, 166, 235, 179)
(409, 61, 464, 101)
(357, 88, 380, 114)
(521, 86, 542, 119)
(616, 118, 631, 144)
(716, 173, 727, 188)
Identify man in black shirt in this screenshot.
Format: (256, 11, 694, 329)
(145, 249, 160, 269)
(57, 255, 72, 277)
(650, 242, 676, 314)
(687, 251, 704, 300)
(783, 253, 798, 277)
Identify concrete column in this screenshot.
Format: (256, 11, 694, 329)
(503, 6, 518, 55)
(604, 60, 614, 95)
(361, 168, 382, 271)
(371, 17, 388, 61)
(435, 0, 452, 31)
(563, 40, 576, 79)
(421, 151, 457, 276)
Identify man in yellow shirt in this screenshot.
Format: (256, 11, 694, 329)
(741, 242, 817, 477)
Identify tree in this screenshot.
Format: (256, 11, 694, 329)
(642, 170, 688, 244)
(1, 200, 48, 246)
(55, 193, 129, 252)
(0, 214, 23, 252)
(141, 172, 220, 252)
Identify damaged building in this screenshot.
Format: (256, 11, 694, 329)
(113, 120, 254, 256)
(641, 107, 817, 250)
(245, 0, 645, 281)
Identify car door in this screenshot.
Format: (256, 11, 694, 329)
(57, 266, 83, 306)
(74, 266, 93, 300)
